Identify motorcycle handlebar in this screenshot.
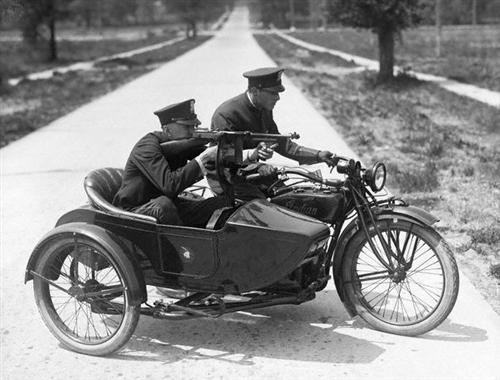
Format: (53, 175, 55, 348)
(279, 168, 344, 187)
(241, 155, 352, 187)
(242, 168, 342, 187)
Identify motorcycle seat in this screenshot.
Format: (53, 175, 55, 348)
(84, 167, 157, 223)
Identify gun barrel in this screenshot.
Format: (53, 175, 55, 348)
(191, 130, 299, 142)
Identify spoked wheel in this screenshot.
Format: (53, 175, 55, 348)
(32, 235, 140, 355)
(342, 219, 459, 336)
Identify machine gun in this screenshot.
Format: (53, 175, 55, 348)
(160, 130, 300, 205)
(161, 129, 300, 165)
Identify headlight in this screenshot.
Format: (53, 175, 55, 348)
(364, 162, 386, 192)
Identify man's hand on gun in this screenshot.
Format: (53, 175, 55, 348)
(248, 142, 278, 162)
(195, 145, 218, 173)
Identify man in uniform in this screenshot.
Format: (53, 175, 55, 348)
(210, 67, 335, 199)
(113, 99, 226, 227)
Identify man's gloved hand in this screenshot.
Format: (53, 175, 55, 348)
(239, 162, 276, 177)
(195, 145, 218, 173)
(317, 150, 339, 166)
(247, 142, 278, 162)
(257, 163, 277, 177)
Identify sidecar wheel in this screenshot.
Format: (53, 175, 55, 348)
(32, 235, 140, 356)
(342, 220, 459, 336)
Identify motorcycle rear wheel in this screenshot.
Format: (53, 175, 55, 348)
(33, 235, 140, 356)
(342, 219, 459, 336)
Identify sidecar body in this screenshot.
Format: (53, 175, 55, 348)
(26, 168, 330, 299)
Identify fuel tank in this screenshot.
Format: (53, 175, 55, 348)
(271, 186, 345, 223)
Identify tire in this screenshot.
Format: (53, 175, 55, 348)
(33, 235, 140, 356)
(342, 219, 459, 336)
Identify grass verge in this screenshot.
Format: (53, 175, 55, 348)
(288, 25, 500, 92)
(255, 32, 500, 314)
(0, 35, 211, 147)
(0, 31, 179, 78)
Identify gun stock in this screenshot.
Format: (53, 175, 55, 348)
(160, 138, 206, 159)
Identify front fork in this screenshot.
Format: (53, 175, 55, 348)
(351, 186, 400, 274)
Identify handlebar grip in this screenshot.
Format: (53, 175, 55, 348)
(325, 155, 340, 167)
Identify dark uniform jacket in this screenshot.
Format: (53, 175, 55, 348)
(211, 93, 319, 164)
(113, 131, 204, 210)
(211, 92, 279, 149)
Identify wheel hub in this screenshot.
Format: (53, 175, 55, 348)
(391, 266, 407, 283)
(68, 280, 104, 302)
(68, 285, 86, 301)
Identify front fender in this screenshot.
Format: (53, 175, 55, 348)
(332, 205, 439, 316)
(375, 205, 439, 226)
(25, 222, 147, 306)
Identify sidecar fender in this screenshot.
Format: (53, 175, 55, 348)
(332, 205, 438, 316)
(25, 222, 147, 306)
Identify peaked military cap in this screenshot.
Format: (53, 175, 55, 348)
(154, 99, 201, 126)
(243, 67, 285, 92)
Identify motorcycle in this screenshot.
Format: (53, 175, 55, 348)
(25, 131, 459, 356)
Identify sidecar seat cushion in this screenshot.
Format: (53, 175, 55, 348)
(84, 168, 156, 223)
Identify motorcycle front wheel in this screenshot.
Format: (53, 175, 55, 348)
(32, 235, 140, 356)
(342, 219, 459, 336)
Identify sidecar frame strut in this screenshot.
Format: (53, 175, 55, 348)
(143, 287, 318, 320)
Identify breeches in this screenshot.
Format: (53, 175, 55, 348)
(132, 195, 227, 227)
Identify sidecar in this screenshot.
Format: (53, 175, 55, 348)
(25, 167, 330, 355)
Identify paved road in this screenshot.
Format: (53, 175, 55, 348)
(1, 6, 499, 380)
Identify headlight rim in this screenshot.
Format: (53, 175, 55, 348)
(365, 161, 386, 192)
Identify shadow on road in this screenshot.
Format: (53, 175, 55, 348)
(111, 290, 385, 365)
(421, 319, 488, 342)
(107, 287, 488, 364)
(347, 315, 488, 343)
(120, 319, 384, 365)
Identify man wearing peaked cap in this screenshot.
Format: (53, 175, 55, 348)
(113, 99, 226, 226)
(153, 98, 201, 126)
(243, 67, 285, 93)
(210, 67, 335, 200)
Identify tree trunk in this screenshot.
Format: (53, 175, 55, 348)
(377, 26, 394, 81)
(84, 9, 92, 28)
(191, 20, 197, 38)
(309, 0, 316, 29)
(435, 0, 442, 57)
(472, 0, 477, 25)
(48, 15, 57, 61)
(289, 0, 295, 30)
(185, 19, 197, 39)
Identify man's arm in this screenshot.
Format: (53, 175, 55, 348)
(132, 134, 203, 198)
(278, 141, 322, 165)
(262, 111, 333, 165)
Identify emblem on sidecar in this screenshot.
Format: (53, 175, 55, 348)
(180, 246, 193, 262)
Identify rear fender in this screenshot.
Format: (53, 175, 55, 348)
(25, 222, 147, 306)
(332, 205, 438, 316)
